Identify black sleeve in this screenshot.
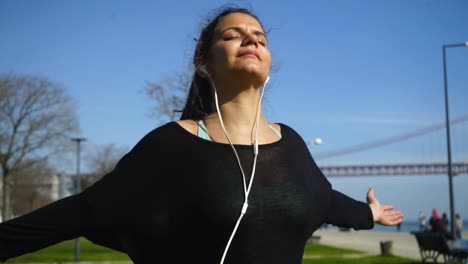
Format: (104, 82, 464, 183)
(0, 125, 164, 262)
(325, 190, 374, 230)
(286, 124, 375, 231)
(0, 192, 94, 262)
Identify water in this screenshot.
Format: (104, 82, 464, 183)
(373, 221, 429, 233)
(324, 220, 468, 233)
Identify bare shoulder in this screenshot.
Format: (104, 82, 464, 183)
(176, 119, 198, 135)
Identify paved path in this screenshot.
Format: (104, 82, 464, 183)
(313, 229, 421, 260)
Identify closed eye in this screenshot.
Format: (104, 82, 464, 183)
(220, 28, 268, 46)
(258, 37, 267, 46)
(224, 35, 240, 41)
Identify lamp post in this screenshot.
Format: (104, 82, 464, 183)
(312, 138, 323, 146)
(71, 137, 86, 261)
(309, 138, 323, 154)
(442, 41, 467, 239)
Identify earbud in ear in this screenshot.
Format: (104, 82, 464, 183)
(198, 65, 210, 76)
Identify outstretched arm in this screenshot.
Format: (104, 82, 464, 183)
(366, 187, 404, 226)
(325, 190, 375, 230)
(0, 193, 95, 262)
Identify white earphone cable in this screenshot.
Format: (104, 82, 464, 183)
(206, 74, 269, 264)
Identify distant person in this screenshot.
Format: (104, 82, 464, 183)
(396, 221, 401, 232)
(419, 211, 427, 232)
(0, 5, 404, 264)
(455, 213, 463, 240)
(441, 212, 449, 231)
(429, 208, 446, 233)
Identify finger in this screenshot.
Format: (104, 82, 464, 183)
(390, 218, 403, 225)
(384, 212, 404, 222)
(381, 215, 404, 226)
(382, 205, 395, 211)
(382, 209, 402, 216)
(366, 187, 375, 202)
(378, 209, 404, 226)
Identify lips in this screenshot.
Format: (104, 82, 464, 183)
(238, 50, 260, 60)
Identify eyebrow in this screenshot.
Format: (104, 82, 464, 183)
(220, 26, 267, 39)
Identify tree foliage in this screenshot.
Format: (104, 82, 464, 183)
(11, 159, 56, 217)
(81, 143, 129, 189)
(143, 66, 192, 123)
(0, 74, 79, 220)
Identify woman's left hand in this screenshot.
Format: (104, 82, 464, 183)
(366, 187, 404, 226)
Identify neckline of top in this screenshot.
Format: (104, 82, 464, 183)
(171, 121, 285, 149)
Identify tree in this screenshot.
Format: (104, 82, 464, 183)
(81, 143, 129, 189)
(0, 74, 79, 220)
(11, 159, 57, 217)
(143, 66, 192, 123)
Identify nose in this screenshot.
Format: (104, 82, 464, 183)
(241, 33, 259, 47)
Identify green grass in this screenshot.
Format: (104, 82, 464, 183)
(6, 238, 130, 263)
(6, 239, 423, 264)
(302, 243, 421, 264)
(303, 243, 365, 256)
(302, 255, 420, 264)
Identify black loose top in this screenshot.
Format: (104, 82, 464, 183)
(0, 122, 373, 263)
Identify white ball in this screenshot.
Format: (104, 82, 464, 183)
(313, 138, 322, 145)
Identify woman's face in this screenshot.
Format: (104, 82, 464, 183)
(207, 12, 271, 84)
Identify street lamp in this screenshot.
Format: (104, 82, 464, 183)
(309, 138, 323, 155)
(312, 138, 323, 146)
(442, 41, 468, 239)
(71, 137, 86, 261)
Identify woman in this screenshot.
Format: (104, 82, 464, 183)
(429, 208, 446, 233)
(0, 6, 403, 264)
(419, 211, 427, 231)
(455, 213, 463, 240)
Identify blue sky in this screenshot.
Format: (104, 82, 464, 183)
(1, 0, 467, 223)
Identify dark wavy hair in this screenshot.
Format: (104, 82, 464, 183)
(179, 5, 265, 120)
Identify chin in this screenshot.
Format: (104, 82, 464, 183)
(233, 67, 268, 84)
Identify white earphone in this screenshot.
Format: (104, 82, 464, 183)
(198, 65, 270, 264)
(198, 65, 210, 76)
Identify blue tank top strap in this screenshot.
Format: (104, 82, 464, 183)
(198, 120, 282, 140)
(269, 124, 282, 139)
(198, 120, 211, 140)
